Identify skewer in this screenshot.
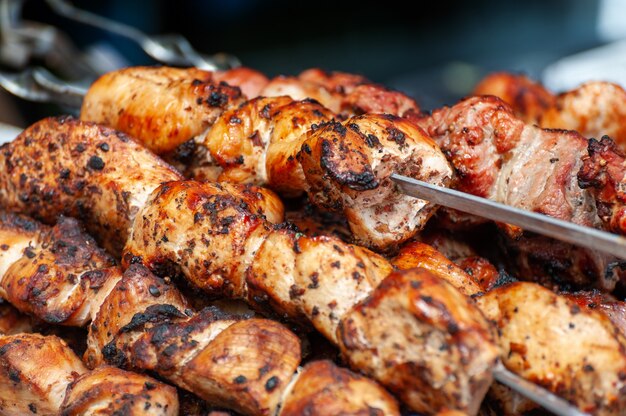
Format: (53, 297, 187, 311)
(391, 174, 626, 260)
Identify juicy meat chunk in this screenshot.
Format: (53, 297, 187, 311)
(472, 72, 555, 124)
(279, 360, 400, 416)
(0, 333, 86, 416)
(0, 116, 183, 255)
(338, 268, 499, 415)
(475, 282, 626, 415)
(300, 114, 454, 251)
(81, 66, 245, 154)
(61, 366, 179, 415)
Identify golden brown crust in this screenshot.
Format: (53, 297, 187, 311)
(81, 66, 245, 154)
(299, 114, 453, 251)
(392, 241, 483, 296)
(1, 214, 120, 326)
(0, 333, 87, 416)
(0, 302, 32, 335)
(472, 72, 555, 124)
(476, 282, 626, 415)
(0, 116, 183, 255)
(61, 366, 179, 415)
(123, 180, 500, 414)
(214, 67, 269, 99)
(87, 264, 301, 416)
(279, 360, 400, 416)
(541, 81, 626, 151)
(338, 268, 499, 415)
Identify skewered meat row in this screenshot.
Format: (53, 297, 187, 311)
(80, 67, 437, 251)
(415, 95, 626, 290)
(474, 72, 626, 151)
(0, 332, 178, 416)
(123, 179, 498, 414)
(0, 210, 400, 415)
(80, 66, 420, 156)
(0, 117, 497, 414)
(394, 238, 626, 415)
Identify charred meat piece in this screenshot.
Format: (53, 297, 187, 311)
(0, 117, 183, 255)
(417, 95, 626, 289)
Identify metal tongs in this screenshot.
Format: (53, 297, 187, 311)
(45, 0, 240, 71)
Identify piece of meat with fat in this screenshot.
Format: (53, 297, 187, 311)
(417, 95, 626, 290)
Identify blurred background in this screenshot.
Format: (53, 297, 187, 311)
(0, 0, 624, 127)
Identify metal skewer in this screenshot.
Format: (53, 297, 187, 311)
(391, 174, 626, 260)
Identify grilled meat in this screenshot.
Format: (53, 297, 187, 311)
(541, 82, 626, 150)
(87, 264, 397, 415)
(0, 212, 120, 326)
(416, 95, 626, 289)
(213, 67, 269, 99)
(191, 95, 453, 250)
(61, 366, 179, 415)
(261, 68, 420, 119)
(0, 333, 178, 416)
(80, 66, 245, 154)
(392, 241, 483, 296)
(0, 302, 31, 335)
(188, 96, 333, 195)
(474, 73, 626, 152)
(278, 360, 400, 415)
(475, 282, 626, 415)
(0, 333, 87, 415)
(124, 180, 499, 414)
(0, 117, 183, 255)
(472, 72, 555, 124)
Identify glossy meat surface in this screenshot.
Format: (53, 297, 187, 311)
(279, 360, 400, 416)
(417, 96, 626, 289)
(0, 213, 121, 326)
(81, 66, 245, 154)
(124, 180, 499, 414)
(338, 268, 499, 414)
(61, 366, 179, 415)
(300, 114, 453, 250)
(476, 282, 626, 415)
(87, 264, 301, 415)
(0, 333, 86, 416)
(0, 117, 183, 255)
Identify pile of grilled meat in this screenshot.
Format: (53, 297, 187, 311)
(0, 65, 625, 415)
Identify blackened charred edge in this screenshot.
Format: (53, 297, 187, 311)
(102, 342, 128, 367)
(0, 210, 42, 232)
(119, 304, 187, 334)
(319, 139, 378, 191)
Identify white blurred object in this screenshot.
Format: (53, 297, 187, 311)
(597, 0, 626, 41)
(0, 122, 21, 144)
(542, 40, 626, 92)
(542, 0, 626, 92)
